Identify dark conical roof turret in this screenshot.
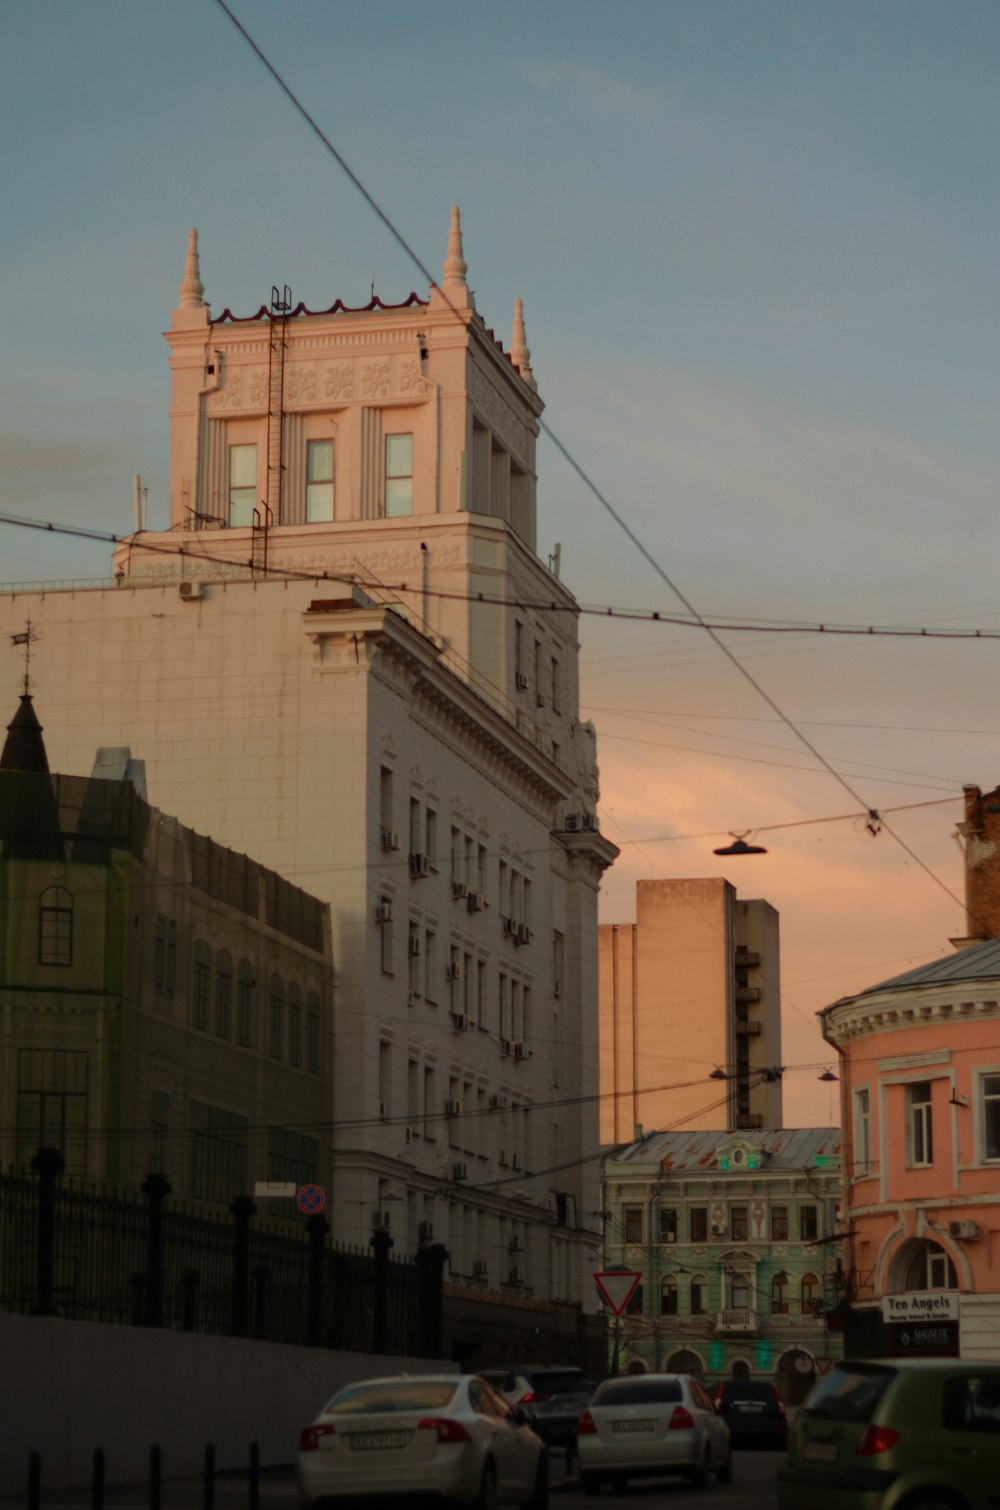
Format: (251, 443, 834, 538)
(1, 693, 50, 774)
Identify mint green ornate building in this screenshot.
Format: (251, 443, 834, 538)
(603, 1127, 842, 1400)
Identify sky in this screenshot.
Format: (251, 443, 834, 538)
(3, 1, 1000, 1126)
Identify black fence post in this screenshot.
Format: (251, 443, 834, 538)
(31, 1146, 65, 1316)
(181, 1268, 200, 1331)
(91, 1446, 105, 1510)
(370, 1226, 394, 1355)
(141, 1173, 171, 1328)
(416, 1241, 449, 1360)
(149, 1443, 161, 1510)
(305, 1213, 329, 1346)
(229, 1196, 256, 1338)
(27, 1451, 40, 1510)
(251, 1263, 271, 1339)
(248, 1440, 260, 1510)
(130, 1273, 145, 1327)
(202, 1442, 215, 1510)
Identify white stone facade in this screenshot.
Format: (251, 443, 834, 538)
(0, 216, 616, 1308)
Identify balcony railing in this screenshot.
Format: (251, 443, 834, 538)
(716, 1308, 757, 1334)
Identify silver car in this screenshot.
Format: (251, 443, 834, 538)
(577, 1373, 732, 1493)
(297, 1372, 549, 1509)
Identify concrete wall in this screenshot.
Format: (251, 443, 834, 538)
(0, 1312, 454, 1493)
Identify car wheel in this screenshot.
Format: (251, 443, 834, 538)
(690, 1447, 711, 1488)
(473, 1460, 499, 1510)
(899, 1495, 965, 1510)
(580, 1472, 601, 1495)
(716, 1447, 733, 1484)
(523, 1455, 549, 1510)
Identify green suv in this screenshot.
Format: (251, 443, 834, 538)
(777, 1359, 1000, 1510)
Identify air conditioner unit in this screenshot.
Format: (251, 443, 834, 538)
(418, 1220, 434, 1242)
(489, 1093, 503, 1110)
(582, 814, 598, 832)
(452, 1161, 468, 1181)
(473, 1259, 488, 1277)
(516, 924, 531, 945)
(372, 1211, 391, 1231)
(379, 1100, 388, 1119)
(711, 1221, 727, 1236)
(664, 1232, 677, 1243)
(452, 1012, 470, 1031)
(564, 814, 582, 833)
(466, 891, 482, 912)
(509, 1236, 524, 1253)
(375, 902, 392, 924)
(446, 962, 463, 981)
(508, 1265, 524, 1285)
(407, 989, 419, 1007)
(178, 580, 204, 600)
(513, 1042, 529, 1061)
(515, 672, 528, 691)
(949, 1219, 980, 1241)
(451, 880, 469, 900)
(445, 1098, 462, 1117)
(409, 852, 430, 879)
(380, 828, 400, 852)
(408, 936, 422, 958)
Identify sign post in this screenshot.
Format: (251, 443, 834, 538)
(594, 1270, 642, 1378)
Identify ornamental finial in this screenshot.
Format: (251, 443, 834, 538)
(442, 205, 468, 290)
(179, 228, 204, 308)
(511, 298, 536, 390)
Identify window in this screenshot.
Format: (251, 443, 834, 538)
(305, 994, 320, 1072)
(659, 1208, 678, 1242)
(690, 1275, 708, 1315)
(287, 983, 302, 1067)
(267, 1126, 319, 1187)
(166, 920, 177, 994)
(150, 1090, 170, 1173)
(623, 1205, 643, 1243)
(731, 1204, 749, 1241)
(385, 434, 413, 516)
(771, 1205, 789, 1241)
(909, 1081, 934, 1166)
(552, 931, 564, 998)
(306, 439, 334, 522)
(269, 975, 284, 1060)
(379, 1042, 391, 1115)
(984, 1074, 1000, 1160)
(229, 443, 257, 526)
(192, 940, 211, 1031)
(190, 1101, 248, 1203)
(214, 950, 232, 1039)
(801, 1272, 821, 1313)
(236, 960, 254, 1047)
(854, 1086, 872, 1175)
(424, 930, 437, 1003)
(661, 1276, 678, 1316)
(423, 1067, 435, 1138)
(730, 1274, 751, 1310)
(625, 1283, 644, 1317)
(379, 895, 393, 975)
(904, 1239, 958, 1291)
(39, 887, 74, 966)
(690, 1206, 708, 1242)
(771, 1271, 789, 1315)
(155, 914, 166, 987)
(943, 1375, 1000, 1434)
(550, 657, 561, 712)
(800, 1205, 818, 1242)
(17, 1049, 88, 1175)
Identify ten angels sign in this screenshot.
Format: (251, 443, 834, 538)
(594, 1270, 642, 1316)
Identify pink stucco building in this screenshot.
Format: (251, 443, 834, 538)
(821, 939, 1000, 1360)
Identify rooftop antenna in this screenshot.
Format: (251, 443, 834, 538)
(133, 474, 148, 533)
(11, 621, 36, 694)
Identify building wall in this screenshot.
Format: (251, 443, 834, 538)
(598, 880, 782, 1143)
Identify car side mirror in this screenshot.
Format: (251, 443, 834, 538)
(512, 1405, 530, 1425)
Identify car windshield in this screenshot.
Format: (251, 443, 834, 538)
(594, 1379, 683, 1406)
(802, 1366, 896, 1422)
(325, 1380, 458, 1414)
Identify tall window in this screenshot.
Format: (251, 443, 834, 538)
(192, 940, 211, 1031)
(800, 1205, 819, 1241)
(267, 1126, 319, 1187)
(690, 1206, 708, 1242)
(623, 1206, 643, 1243)
(983, 1074, 1000, 1160)
(214, 950, 232, 1039)
(306, 439, 334, 521)
(150, 1090, 170, 1173)
(385, 434, 413, 516)
(909, 1081, 934, 1167)
(771, 1205, 789, 1241)
(190, 1101, 248, 1203)
(690, 1275, 708, 1315)
(661, 1276, 678, 1315)
(166, 920, 177, 995)
(236, 960, 254, 1047)
(904, 1240, 957, 1291)
(771, 1271, 789, 1315)
(305, 992, 320, 1073)
(38, 887, 73, 966)
(854, 1086, 872, 1175)
(731, 1204, 749, 1241)
(228, 443, 257, 526)
(659, 1208, 678, 1242)
(287, 983, 302, 1067)
(269, 975, 284, 1060)
(17, 1049, 88, 1174)
(730, 1274, 751, 1310)
(801, 1272, 821, 1313)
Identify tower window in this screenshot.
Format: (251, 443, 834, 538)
(385, 434, 413, 516)
(229, 444, 257, 527)
(306, 439, 334, 522)
(39, 887, 73, 966)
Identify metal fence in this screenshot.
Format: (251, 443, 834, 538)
(0, 1151, 443, 1357)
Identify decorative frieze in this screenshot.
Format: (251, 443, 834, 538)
(469, 366, 529, 463)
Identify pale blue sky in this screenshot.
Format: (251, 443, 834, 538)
(3, 2, 1000, 1118)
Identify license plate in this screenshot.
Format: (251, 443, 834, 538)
(735, 1402, 764, 1412)
(349, 1432, 408, 1451)
(611, 1419, 655, 1434)
(803, 1441, 838, 1463)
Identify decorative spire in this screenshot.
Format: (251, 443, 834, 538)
(510, 298, 536, 390)
(1, 694, 49, 775)
(431, 205, 474, 311)
(172, 228, 209, 330)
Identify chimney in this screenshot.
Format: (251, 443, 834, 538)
(953, 784, 1000, 945)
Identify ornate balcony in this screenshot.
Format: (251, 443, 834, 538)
(716, 1308, 758, 1335)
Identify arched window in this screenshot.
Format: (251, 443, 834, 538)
(665, 1348, 703, 1376)
(236, 960, 255, 1047)
(269, 975, 284, 1060)
(661, 1275, 678, 1316)
(801, 1272, 821, 1314)
(215, 951, 233, 1038)
(771, 1270, 789, 1315)
(192, 940, 211, 1030)
(690, 1273, 709, 1316)
(903, 1240, 957, 1291)
(731, 1359, 751, 1381)
(287, 983, 302, 1067)
(305, 991, 320, 1073)
(39, 887, 73, 966)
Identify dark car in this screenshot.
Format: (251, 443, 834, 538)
(714, 1380, 788, 1449)
(479, 1366, 595, 1447)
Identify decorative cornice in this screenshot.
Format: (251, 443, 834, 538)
(823, 986, 1000, 1046)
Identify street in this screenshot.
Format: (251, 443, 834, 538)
(0, 1448, 785, 1509)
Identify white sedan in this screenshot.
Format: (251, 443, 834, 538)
(297, 1372, 549, 1509)
(577, 1373, 732, 1494)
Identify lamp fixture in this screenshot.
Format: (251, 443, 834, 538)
(949, 1093, 968, 1108)
(709, 1067, 729, 1081)
(713, 833, 767, 856)
(818, 1069, 839, 1083)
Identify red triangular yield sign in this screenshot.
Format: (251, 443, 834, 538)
(594, 1270, 642, 1316)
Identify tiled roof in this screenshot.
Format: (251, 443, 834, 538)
(613, 1126, 840, 1171)
(842, 937, 1000, 998)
